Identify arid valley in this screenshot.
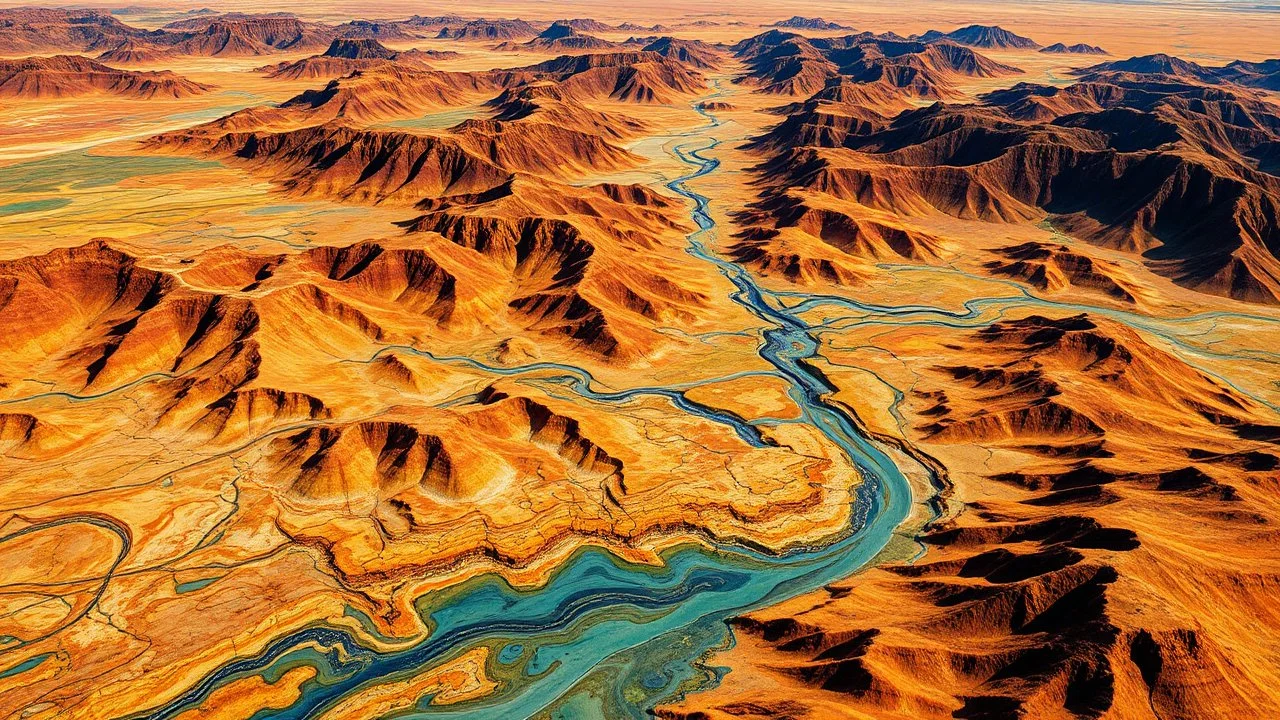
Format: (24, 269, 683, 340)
(0, 1, 1278, 718)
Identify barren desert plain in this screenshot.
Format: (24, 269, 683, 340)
(0, 0, 1278, 718)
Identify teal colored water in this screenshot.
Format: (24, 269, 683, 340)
(497, 644, 525, 665)
(0, 653, 52, 680)
(0, 152, 216, 194)
(163, 103, 263, 125)
(130, 92, 931, 720)
(175, 577, 220, 594)
(377, 108, 485, 131)
(245, 204, 311, 216)
(0, 198, 72, 216)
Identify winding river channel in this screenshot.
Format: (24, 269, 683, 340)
(134, 97, 929, 719)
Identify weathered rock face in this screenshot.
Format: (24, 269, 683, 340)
(744, 60, 1280, 304)
(733, 30, 1023, 98)
(435, 18, 542, 40)
(661, 314, 1280, 720)
(915, 23, 1043, 50)
(162, 14, 337, 56)
(0, 55, 211, 98)
(2, 10, 1278, 720)
(0, 7, 148, 53)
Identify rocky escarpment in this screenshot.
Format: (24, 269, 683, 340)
(750, 71, 1280, 303)
(732, 29, 1022, 99)
(662, 314, 1280, 720)
(0, 55, 210, 99)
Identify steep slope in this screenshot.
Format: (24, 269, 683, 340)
(1217, 59, 1280, 90)
(916, 24, 1041, 50)
(404, 180, 709, 358)
(214, 66, 510, 128)
(1041, 42, 1109, 55)
(0, 7, 149, 53)
(400, 14, 469, 33)
(769, 16, 854, 31)
(318, 37, 399, 60)
(752, 77, 911, 150)
(0, 241, 266, 394)
(728, 189, 945, 285)
(436, 18, 541, 41)
(753, 77, 1280, 304)
(331, 19, 417, 41)
(0, 208, 876, 718)
(641, 37, 724, 70)
(1073, 53, 1218, 83)
(0, 55, 211, 99)
(557, 18, 616, 33)
(1075, 53, 1280, 91)
(152, 48, 704, 202)
(663, 313, 1280, 720)
(96, 39, 175, 64)
(5, 11, 1280, 720)
(486, 83, 646, 139)
(163, 13, 337, 56)
(0, 170, 699, 386)
(983, 242, 1144, 303)
(733, 31, 1022, 97)
(519, 51, 707, 104)
(0, 229, 846, 582)
(148, 117, 635, 204)
(731, 30, 840, 96)
(257, 38, 436, 80)
(500, 21, 617, 52)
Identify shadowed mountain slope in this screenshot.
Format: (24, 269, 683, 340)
(0, 55, 211, 99)
(662, 313, 1280, 719)
(749, 71, 1280, 303)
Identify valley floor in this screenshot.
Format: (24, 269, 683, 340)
(1, 5, 1278, 719)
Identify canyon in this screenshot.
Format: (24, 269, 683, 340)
(0, 3, 1277, 719)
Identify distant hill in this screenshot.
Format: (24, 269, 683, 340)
(916, 24, 1041, 49)
(1041, 42, 1108, 55)
(769, 16, 853, 31)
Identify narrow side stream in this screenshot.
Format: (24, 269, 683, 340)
(133, 93, 931, 720)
